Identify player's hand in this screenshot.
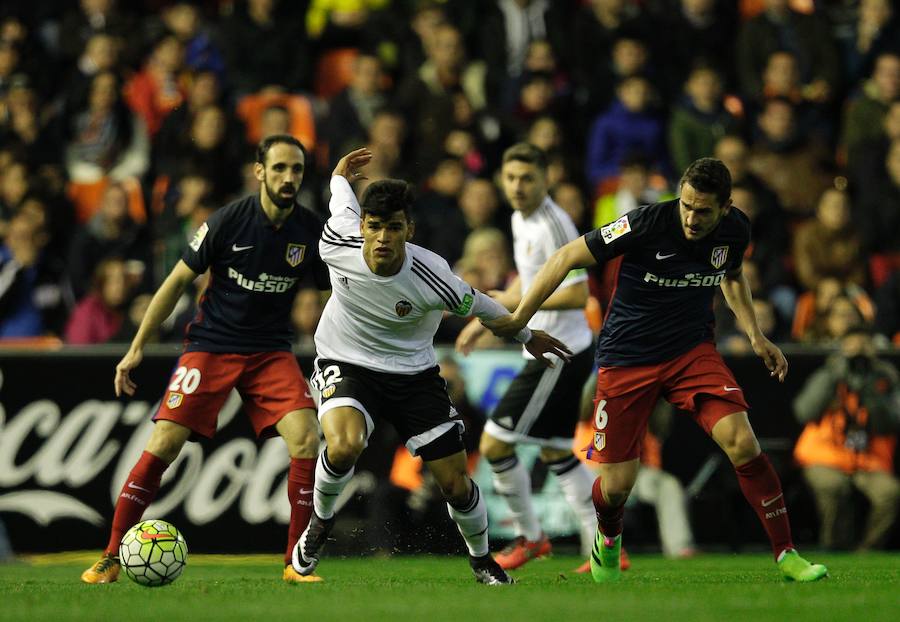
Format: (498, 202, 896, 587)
(455, 319, 488, 356)
(481, 313, 526, 338)
(524, 330, 573, 368)
(333, 147, 373, 181)
(114, 348, 143, 397)
(750, 335, 788, 382)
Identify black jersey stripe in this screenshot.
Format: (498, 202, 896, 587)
(411, 264, 455, 309)
(324, 222, 363, 242)
(322, 239, 362, 249)
(412, 259, 461, 307)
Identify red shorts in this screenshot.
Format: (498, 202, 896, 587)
(153, 351, 315, 439)
(585, 342, 749, 463)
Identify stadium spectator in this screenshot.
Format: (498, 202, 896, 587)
(836, 0, 900, 86)
(550, 181, 589, 233)
(57, 0, 136, 66)
(735, 0, 840, 106)
(793, 327, 900, 550)
(122, 32, 187, 139)
(667, 65, 741, 176)
(221, 0, 311, 95)
(0, 208, 65, 338)
(395, 22, 487, 175)
(65, 182, 150, 300)
(874, 271, 900, 344)
(478, 1, 567, 111)
(157, 1, 226, 79)
(357, 108, 410, 183)
(457, 177, 506, 236)
(585, 74, 668, 190)
(486, 157, 828, 582)
(459, 227, 515, 293)
(80, 135, 331, 585)
(792, 187, 867, 292)
(855, 137, 900, 254)
(592, 152, 673, 229)
(323, 52, 388, 170)
(64, 257, 130, 345)
(63, 32, 121, 115)
(841, 52, 900, 162)
(412, 157, 467, 264)
(657, 0, 739, 96)
(63, 71, 150, 184)
(848, 100, 900, 189)
(747, 97, 833, 216)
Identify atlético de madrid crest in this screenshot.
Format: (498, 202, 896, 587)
(286, 243, 306, 267)
(710, 246, 728, 269)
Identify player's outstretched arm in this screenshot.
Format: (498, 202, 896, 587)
(332, 147, 372, 180)
(483, 237, 596, 338)
(115, 260, 199, 397)
(720, 270, 788, 381)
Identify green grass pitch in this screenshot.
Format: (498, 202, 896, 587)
(1, 552, 897, 622)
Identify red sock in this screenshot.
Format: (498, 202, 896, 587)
(106, 451, 169, 555)
(734, 453, 794, 559)
(285, 457, 315, 565)
(591, 476, 624, 538)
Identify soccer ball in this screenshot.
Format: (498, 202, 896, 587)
(119, 519, 188, 587)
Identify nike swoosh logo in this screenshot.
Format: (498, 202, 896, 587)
(141, 532, 175, 540)
(232, 244, 254, 252)
(761, 493, 783, 508)
(656, 251, 676, 260)
(128, 481, 151, 493)
(299, 488, 314, 495)
(723, 386, 741, 392)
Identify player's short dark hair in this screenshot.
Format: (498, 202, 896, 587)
(680, 157, 732, 206)
(360, 179, 414, 222)
(256, 134, 307, 165)
(502, 142, 548, 171)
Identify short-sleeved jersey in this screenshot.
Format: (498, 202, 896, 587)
(513, 197, 593, 358)
(181, 194, 330, 353)
(584, 199, 750, 367)
(315, 176, 506, 374)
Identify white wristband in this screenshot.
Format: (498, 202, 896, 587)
(514, 326, 533, 344)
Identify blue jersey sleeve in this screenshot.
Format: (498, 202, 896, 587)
(583, 204, 657, 263)
(182, 208, 227, 273)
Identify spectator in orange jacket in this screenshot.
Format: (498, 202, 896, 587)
(793, 326, 900, 550)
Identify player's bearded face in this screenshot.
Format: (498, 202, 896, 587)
(263, 174, 297, 209)
(361, 211, 413, 275)
(679, 183, 730, 240)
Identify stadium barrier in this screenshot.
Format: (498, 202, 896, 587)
(1, 345, 897, 553)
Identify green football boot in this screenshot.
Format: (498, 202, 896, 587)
(589, 528, 622, 583)
(778, 549, 828, 582)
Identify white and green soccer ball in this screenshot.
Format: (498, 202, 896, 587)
(119, 519, 188, 587)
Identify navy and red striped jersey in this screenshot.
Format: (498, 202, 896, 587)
(584, 199, 750, 367)
(181, 194, 330, 353)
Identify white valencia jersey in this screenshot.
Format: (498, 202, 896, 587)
(513, 196, 593, 358)
(316, 176, 521, 374)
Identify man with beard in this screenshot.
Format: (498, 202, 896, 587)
(81, 135, 330, 585)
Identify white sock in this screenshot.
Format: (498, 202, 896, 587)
(447, 481, 489, 557)
(548, 455, 597, 556)
(489, 455, 542, 541)
(313, 449, 354, 520)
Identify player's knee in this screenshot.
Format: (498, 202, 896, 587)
(479, 432, 514, 462)
(437, 473, 471, 506)
(326, 436, 364, 469)
(723, 431, 761, 466)
(145, 422, 189, 464)
(286, 429, 320, 459)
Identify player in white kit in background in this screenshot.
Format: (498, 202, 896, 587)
(291, 148, 572, 585)
(456, 143, 604, 574)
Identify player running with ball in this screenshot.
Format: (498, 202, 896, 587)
(484, 157, 828, 583)
(291, 148, 571, 585)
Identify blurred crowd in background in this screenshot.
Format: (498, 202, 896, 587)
(1, 0, 899, 349)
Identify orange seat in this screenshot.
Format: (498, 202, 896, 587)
(313, 48, 359, 100)
(235, 92, 316, 149)
(66, 177, 147, 224)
